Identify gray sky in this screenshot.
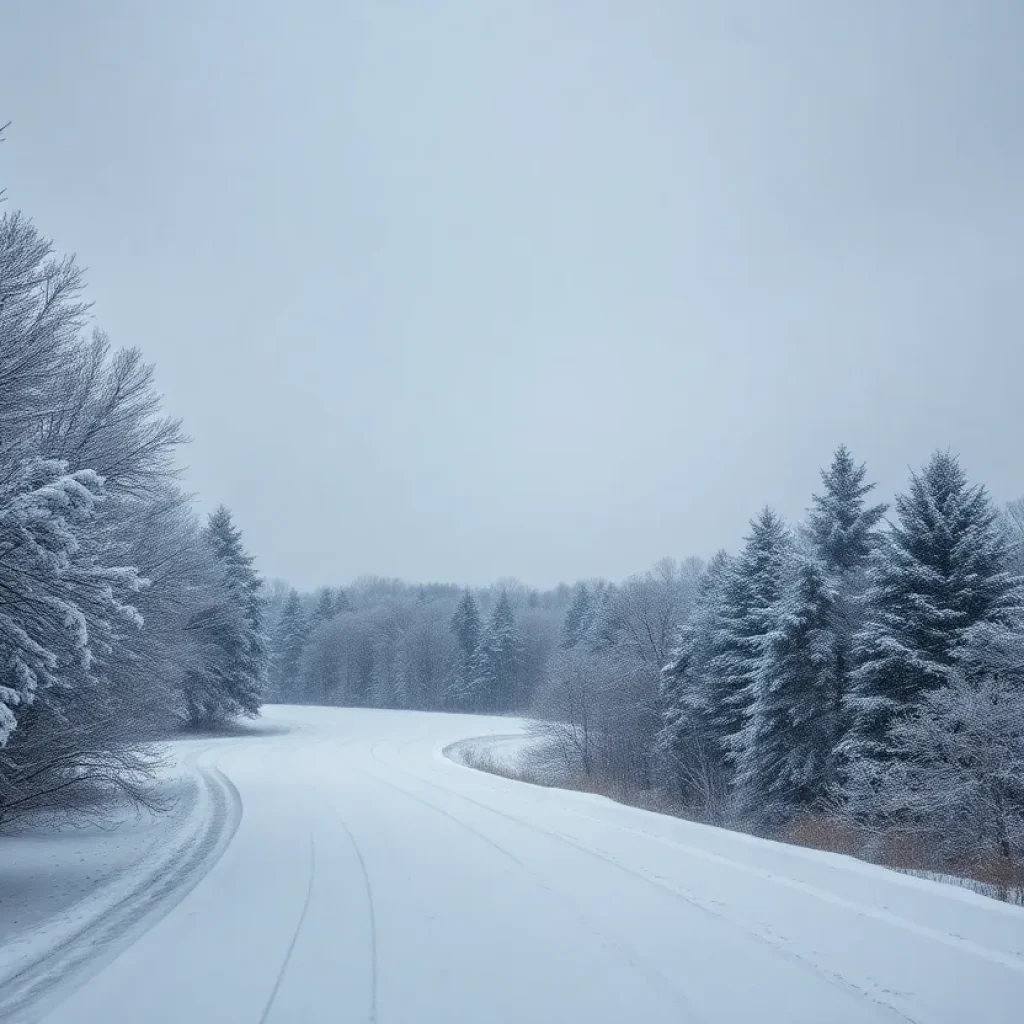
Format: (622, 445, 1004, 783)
(3, 1, 1022, 590)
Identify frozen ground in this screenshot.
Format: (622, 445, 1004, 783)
(1, 705, 1023, 1023)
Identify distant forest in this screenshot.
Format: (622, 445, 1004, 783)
(269, 448, 1024, 886)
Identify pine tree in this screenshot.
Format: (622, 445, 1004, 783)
(710, 508, 791, 775)
(736, 447, 886, 821)
(562, 584, 594, 648)
(333, 587, 352, 616)
(474, 590, 523, 712)
(183, 506, 267, 726)
(807, 445, 888, 572)
(843, 452, 1021, 772)
(272, 589, 307, 701)
(735, 552, 838, 821)
(447, 589, 482, 708)
(311, 587, 336, 628)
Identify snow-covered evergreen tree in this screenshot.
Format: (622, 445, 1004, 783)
(843, 452, 1021, 773)
(311, 587, 337, 628)
(272, 589, 307, 700)
(736, 447, 886, 822)
(807, 445, 888, 572)
(447, 589, 483, 708)
(710, 508, 791, 773)
(735, 550, 839, 822)
(474, 590, 523, 712)
(657, 550, 734, 817)
(182, 507, 267, 727)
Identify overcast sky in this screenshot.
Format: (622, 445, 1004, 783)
(2, 2, 1022, 590)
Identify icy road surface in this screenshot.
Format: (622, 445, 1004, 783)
(4, 705, 1024, 1024)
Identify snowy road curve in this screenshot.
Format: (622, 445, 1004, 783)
(14, 706, 1024, 1023)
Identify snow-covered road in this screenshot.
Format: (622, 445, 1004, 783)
(5, 705, 1024, 1023)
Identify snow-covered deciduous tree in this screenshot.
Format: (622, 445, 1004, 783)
(561, 584, 595, 649)
(843, 452, 1021, 775)
(1003, 497, 1024, 578)
(0, 211, 264, 819)
(532, 646, 612, 780)
(0, 460, 140, 746)
(860, 627, 1024, 877)
(566, 559, 703, 790)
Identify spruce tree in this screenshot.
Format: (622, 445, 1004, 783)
(735, 552, 838, 821)
(736, 447, 886, 821)
(710, 508, 790, 778)
(273, 589, 308, 701)
(474, 590, 523, 712)
(657, 551, 734, 810)
(311, 587, 336, 628)
(843, 451, 1020, 771)
(183, 506, 267, 726)
(447, 589, 483, 708)
(807, 444, 888, 572)
(333, 587, 352, 616)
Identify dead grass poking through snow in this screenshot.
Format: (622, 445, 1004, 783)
(458, 748, 1024, 906)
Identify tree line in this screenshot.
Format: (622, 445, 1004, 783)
(0, 209, 267, 821)
(271, 447, 1024, 881)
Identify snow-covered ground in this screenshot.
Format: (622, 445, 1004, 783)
(443, 725, 535, 774)
(2, 706, 1023, 1023)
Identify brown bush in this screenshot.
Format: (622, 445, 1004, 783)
(784, 816, 863, 856)
(967, 853, 1024, 905)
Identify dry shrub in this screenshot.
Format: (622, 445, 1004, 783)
(784, 815, 862, 856)
(965, 853, 1024, 905)
(875, 831, 933, 871)
(458, 747, 529, 784)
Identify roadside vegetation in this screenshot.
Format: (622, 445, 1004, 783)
(271, 449, 1024, 904)
(0, 187, 267, 823)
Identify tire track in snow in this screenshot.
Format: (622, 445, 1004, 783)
(0, 756, 242, 1024)
(347, 748, 708, 1024)
(258, 834, 317, 1024)
(327, 804, 378, 1024)
(367, 743, 920, 1024)
(446, 738, 1024, 976)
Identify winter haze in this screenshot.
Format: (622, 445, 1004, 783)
(2, 1, 1022, 589)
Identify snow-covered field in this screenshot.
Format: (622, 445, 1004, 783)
(2, 705, 1023, 1023)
